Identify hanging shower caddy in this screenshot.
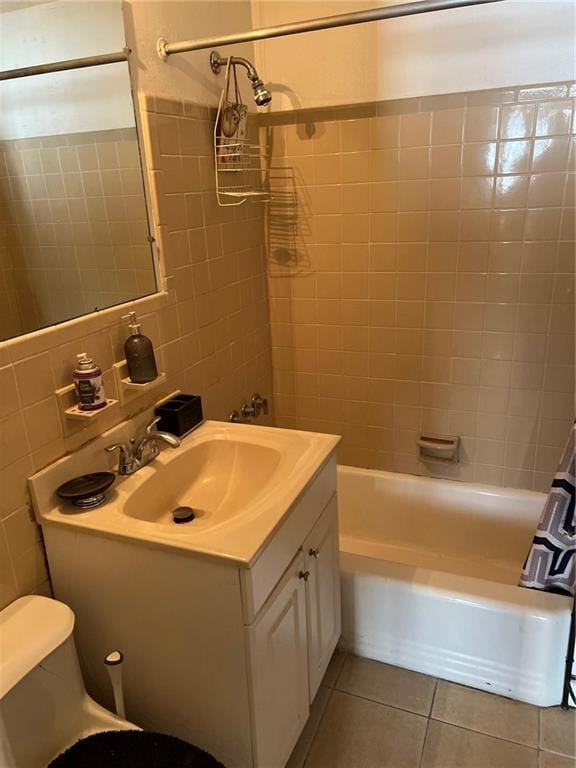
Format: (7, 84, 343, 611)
(213, 57, 269, 207)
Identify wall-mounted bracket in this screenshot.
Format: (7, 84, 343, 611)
(156, 37, 168, 60)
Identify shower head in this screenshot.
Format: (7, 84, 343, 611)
(251, 79, 272, 107)
(210, 50, 272, 108)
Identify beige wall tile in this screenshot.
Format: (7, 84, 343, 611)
(499, 104, 536, 139)
(495, 175, 529, 208)
(400, 112, 431, 147)
(532, 137, 571, 172)
(428, 145, 462, 177)
(464, 107, 499, 142)
(497, 139, 532, 174)
(341, 119, 371, 152)
(461, 177, 494, 209)
(370, 115, 399, 149)
(431, 109, 465, 146)
(462, 142, 497, 176)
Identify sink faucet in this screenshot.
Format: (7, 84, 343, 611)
(106, 417, 181, 476)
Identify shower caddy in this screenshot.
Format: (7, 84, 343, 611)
(213, 57, 269, 207)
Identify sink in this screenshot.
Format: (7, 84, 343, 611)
(123, 438, 282, 529)
(29, 420, 340, 565)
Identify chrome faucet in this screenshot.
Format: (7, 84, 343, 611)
(106, 417, 181, 476)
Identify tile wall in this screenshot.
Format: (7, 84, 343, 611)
(262, 81, 575, 491)
(0, 95, 271, 610)
(0, 128, 155, 340)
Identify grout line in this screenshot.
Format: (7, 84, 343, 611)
(331, 687, 430, 721)
(428, 676, 439, 717)
(539, 705, 543, 751)
(417, 678, 439, 768)
(417, 715, 432, 768)
(300, 684, 335, 768)
(426, 713, 540, 751)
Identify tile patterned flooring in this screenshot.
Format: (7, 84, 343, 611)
(287, 652, 576, 768)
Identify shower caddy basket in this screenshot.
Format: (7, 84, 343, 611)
(214, 58, 269, 207)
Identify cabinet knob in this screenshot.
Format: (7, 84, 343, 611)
(298, 570, 310, 582)
(309, 548, 320, 559)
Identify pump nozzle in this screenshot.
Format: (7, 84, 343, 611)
(122, 312, 141, 336)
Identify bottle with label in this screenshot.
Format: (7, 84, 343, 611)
(73, 353, 107, 411)
(122, 311, 158, 384)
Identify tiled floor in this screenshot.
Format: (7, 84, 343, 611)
(287, 652, 576, 768)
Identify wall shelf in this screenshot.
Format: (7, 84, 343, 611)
(112, 360, 167, 405)
(64, 399, 119, 422)
(55, 381, 120, 429)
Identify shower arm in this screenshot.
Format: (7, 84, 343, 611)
(210, 52, 258, 84)
(157, 0, 504, 59)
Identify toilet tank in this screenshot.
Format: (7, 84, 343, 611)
(0, 595, 89, 768)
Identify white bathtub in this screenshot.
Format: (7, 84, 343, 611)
(338, 465, 573, 707)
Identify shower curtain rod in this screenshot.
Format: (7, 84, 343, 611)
(0, 49, 130, 82)
(156, 0, 503, 59)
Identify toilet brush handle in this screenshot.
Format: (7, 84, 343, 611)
(104, 650, 126, 720)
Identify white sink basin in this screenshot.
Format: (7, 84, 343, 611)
(124, 438, 282, 529)
(29, 421, 340, 565)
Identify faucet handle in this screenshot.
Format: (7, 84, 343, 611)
(105, 441, 136, 475)
(105, 442, 131, 455)
(145, 416, 161, 434)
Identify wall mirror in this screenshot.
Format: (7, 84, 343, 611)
(0, 0, 157, 342)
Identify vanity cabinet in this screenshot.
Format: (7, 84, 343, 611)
(248, 552, 309, 768)
(303, 497, 341, 700)
(41, 451, 340, 768)
(248, 497, 341, 768)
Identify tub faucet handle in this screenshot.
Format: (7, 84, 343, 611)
(309, 548, 320, 559)
(252, 393, 268, 416)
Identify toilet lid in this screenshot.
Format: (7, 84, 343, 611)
(0, 596, 74, 699)
(48, 730, 225, 768)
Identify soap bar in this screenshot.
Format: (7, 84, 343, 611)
(155, 394, 203, 437)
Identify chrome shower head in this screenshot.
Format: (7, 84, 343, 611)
(210, 50, 272, 108)
(251, 78, 272, 107)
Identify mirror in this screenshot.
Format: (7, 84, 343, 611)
(0, 0, 157, 342)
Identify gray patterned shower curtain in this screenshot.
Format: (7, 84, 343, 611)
(519, 421, 575, 597)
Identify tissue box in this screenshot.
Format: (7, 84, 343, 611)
(155, 394, 203, 437)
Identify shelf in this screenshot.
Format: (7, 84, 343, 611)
(64, 399, 119, 422)
(112, 360, 167, 405)
(121, 373, 168, 392)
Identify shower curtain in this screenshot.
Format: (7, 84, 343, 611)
(520, 421, 575, 597)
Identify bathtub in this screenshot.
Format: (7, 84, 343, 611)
(337, 465, 573, 707)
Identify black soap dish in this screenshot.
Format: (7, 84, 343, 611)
(155, 394, 203, 438)
(56, 472, 115, 509)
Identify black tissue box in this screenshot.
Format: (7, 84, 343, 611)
(155, 394, 203, 438)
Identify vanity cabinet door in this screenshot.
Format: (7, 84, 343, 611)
(247, 551, 310, 768)
(304, 495, 341, 700)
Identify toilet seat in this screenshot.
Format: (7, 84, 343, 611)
(48, 729, 225, 768)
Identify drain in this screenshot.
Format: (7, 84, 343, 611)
(172, 506, 196, 524)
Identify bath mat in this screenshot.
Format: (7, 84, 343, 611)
(48, 730, 226, 768)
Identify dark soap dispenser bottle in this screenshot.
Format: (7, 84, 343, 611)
(122, 311, 158, 383)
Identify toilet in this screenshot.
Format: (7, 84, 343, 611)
(0, 595, 137, 767)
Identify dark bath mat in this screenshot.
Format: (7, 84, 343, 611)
(48, 729, 226, 768)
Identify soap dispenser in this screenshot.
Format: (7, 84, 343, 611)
(122, 312, 158, 384)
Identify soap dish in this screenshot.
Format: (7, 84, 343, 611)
(56, 472, 115, 509)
